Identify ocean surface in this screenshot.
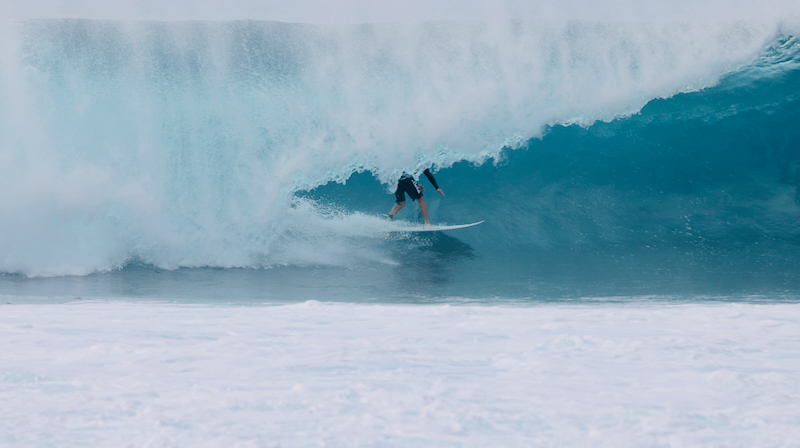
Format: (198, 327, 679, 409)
(2, 1, 800, 446)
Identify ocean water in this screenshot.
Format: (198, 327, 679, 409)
(2, 0, 800, 446)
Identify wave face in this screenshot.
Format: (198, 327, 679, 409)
(1, 17, 800, 296)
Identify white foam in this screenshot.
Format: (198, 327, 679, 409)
(1, 301, 798, 446)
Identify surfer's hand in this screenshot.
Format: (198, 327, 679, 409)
(437, 188, 446, 197)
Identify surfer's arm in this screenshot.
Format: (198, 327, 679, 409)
(423, 169, 446, 197)
(422, 169, 439, 189)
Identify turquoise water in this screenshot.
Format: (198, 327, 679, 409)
(1, 20, 799, 303)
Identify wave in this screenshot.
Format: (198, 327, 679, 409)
(0, 17, 798, 278)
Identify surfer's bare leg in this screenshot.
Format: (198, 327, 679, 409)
(418, 196, 430, 225)
(387, 201, 405, 220)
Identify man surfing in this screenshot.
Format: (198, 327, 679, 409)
(386, 168, 445, 225)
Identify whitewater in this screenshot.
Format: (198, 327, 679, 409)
(2, 301, 799, 447)
(2, 0, 800, 446)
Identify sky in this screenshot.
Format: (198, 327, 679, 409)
(3, 0, 799, 23)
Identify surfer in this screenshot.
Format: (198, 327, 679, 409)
(386, 169, 445, 225)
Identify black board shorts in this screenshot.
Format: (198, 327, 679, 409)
(395, 176, 423, 203)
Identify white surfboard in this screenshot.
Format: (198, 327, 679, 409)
(391, 220, 484, 232)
